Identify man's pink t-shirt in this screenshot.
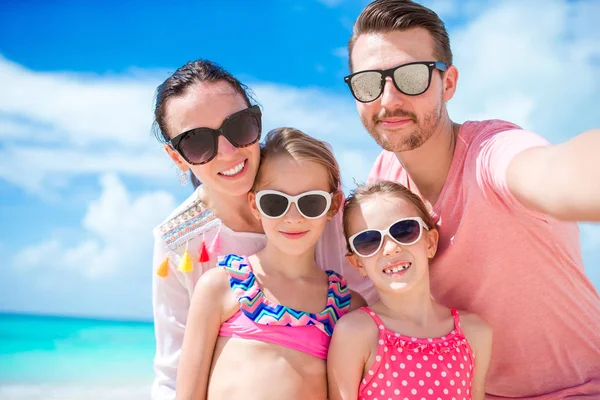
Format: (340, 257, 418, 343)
(368, 120, 600, 399)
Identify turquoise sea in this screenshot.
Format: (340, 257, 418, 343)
(0, 313, 155, 399)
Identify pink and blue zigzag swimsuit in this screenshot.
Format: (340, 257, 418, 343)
(218, 253, 351, 359)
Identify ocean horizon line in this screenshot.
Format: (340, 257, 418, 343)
(0, 310, 154, 325)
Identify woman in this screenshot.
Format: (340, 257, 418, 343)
(150, 59, 375, 399)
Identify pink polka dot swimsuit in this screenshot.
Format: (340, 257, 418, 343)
(358, 307, 475, 400)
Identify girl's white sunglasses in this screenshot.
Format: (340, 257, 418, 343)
(348, 217, 429, 257)
(255, 190, 332, 219)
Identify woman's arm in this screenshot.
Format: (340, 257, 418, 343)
(176, 267, 235, 400)
(460, 312, 493, 400)
(327, 311, 374, 400)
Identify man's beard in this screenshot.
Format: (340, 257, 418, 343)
(363, 100, 445, 153)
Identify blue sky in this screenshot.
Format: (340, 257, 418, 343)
(1, 0, 599, 320)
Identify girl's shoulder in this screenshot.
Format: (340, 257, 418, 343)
(189, 263, 239, 318)
(196, 263, 231, 289)
(454, 309, 493, 355)
(191, 263, 233, 303)
(333, 307, 379, 339)
(454, 309, 492, 336)
(154, 187, 221, 251)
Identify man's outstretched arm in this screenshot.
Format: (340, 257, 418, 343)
(507, 129, 600, 221)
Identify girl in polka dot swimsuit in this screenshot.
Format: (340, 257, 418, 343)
(328, 181, 493, 400)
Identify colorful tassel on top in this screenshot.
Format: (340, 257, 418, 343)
(156, 258, 170, 277)
(198, 240, 210, 262)
(178, 244, 194, 273)
(208, 229, 221, 254)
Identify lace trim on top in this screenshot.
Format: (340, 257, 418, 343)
(370, 307, 470, 355)
(385, 329, 468, 355)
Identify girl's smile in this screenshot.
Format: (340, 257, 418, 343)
(346, 194, 437, 294)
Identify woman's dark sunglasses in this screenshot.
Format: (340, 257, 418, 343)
(344, 61, 448, 103)
(348, 217, 429, 257)
(168, 105, 262, 165)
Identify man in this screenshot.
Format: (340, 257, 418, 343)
(345, 0, 600, 398)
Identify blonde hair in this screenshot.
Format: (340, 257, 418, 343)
(342, 180, 435, 252)
(252, 127, 341, 193)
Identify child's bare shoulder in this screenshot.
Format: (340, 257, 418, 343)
(456, 310, 492, 351)
(334, 307, 378, 339)
(190, 265, 235, 309)
(458, 310, 491, 334)
(196, 265, 231, 291)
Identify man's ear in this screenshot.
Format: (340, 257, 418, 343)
(248, 191, 261, 221)
(164, 144, 190, 172)
(346, 252, 367, 278)
(442, 65, 459, 102)
(328, 190, 345, 220)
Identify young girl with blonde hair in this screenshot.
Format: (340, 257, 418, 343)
(176, 128, 365, 400)
(328, 180, 492, 400)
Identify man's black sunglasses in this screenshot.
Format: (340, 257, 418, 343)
(344, 61, 448, 103)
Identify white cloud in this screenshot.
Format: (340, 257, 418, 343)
(13, 174, 176, 279)
(0, 56, 159, 147)
(0, 116, 57, 141)
(0, 55, 174, 196)
(16, 239, 63, 268)
(0, 145, 173, 195)
(448, 0, 600, 143)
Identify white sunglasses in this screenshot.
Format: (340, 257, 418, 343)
(348, 217, 429, 257)
(255, 190, 332, 219)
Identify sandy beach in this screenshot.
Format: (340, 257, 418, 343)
(0, 383, 152, 400)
